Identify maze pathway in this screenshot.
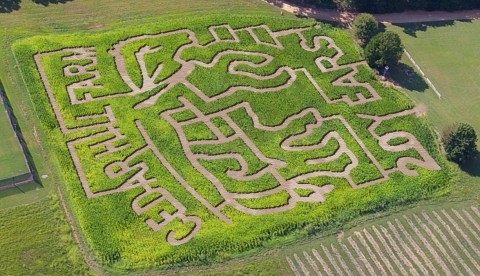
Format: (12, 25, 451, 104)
(29, 21, 442, 246)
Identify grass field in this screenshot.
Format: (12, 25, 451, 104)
(387, 20, 480, 177)
(0, 1, 477, 275)
(388, 20, 480, 133)
(0, 194, 87, 275)
(285, 204, 480, 275)
(0, 101, 29, 182)
(12, 13, 452, 270)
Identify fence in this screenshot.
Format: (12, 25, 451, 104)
(0, 83, 35, 190)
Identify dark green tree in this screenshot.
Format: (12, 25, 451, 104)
(443, 123, 478, 164)
(352, 13, 378, 45)
(364, 31, 403, 68)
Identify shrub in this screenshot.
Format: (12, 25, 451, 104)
(364, 31, 403, 68)
(443, 123, 478, 164)
(352, 13, 378, 45)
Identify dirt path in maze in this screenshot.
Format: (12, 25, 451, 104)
(30, 22, 445, 271)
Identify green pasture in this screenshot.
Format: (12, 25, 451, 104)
(387, 20, 480, 176)
(0, 194, 87, 275)
(387, 20, 480, 140)
(13, 14, 452, 271)
(280, 201, 480, 275)
(0, 102, 29, 181)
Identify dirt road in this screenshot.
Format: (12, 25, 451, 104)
(263, 0, 480, 23)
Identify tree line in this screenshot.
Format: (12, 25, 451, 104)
(293, 0, 480, 13)
(351, 14, 478, 166)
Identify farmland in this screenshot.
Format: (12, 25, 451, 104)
(286, 205, 480, 275)
(12, 14, 451, 270)
(0, 1, 477, 275)
(278, 18, 480, 276)
(0, 0, 293, 274)
(0, 195, 87, 275)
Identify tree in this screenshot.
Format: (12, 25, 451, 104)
(442, 123, 478, 164)
(352, 13, 378, 45)
(364, 31, 403, 68)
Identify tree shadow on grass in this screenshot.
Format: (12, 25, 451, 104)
(0, 0, 21, 13)
(394, 20, 473, 38)
(389, 63, 429, 92)
(461, 153, 480, 177)
(0, 0, 73, 13)
(32, 0, 72, 6)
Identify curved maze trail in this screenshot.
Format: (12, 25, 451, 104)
(32, 22, 441, 246)
(286, 207, 480, 275)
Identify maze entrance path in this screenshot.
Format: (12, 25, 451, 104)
(14, 17, 448, 267)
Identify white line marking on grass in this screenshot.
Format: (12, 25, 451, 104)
(462, 209, 480, 232)
(403, 216, 452, 275)
(347, 236, 376, 275)
(390, 221, 437, 275)
(471, 206, 480, 218)
(404, 49, 442, 99)
(363, 226, 408, 275)
(419, 213, 470, 275)
(354, 231, 390, 275)
(450, 209, 480, 243)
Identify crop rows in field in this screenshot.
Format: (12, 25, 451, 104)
(13, 16, 450, 268)
(287, 206, 480, 276)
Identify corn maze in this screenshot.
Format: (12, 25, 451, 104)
(287, 206, 480, 276)
(13, 17, 451, 268)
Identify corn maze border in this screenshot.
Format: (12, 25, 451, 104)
(12, 16, 452, 269)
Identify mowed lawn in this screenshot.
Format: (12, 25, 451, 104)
(388, 20, 480, 135)
(0, 104, 29, 181)
(388, 20, 480, 176)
